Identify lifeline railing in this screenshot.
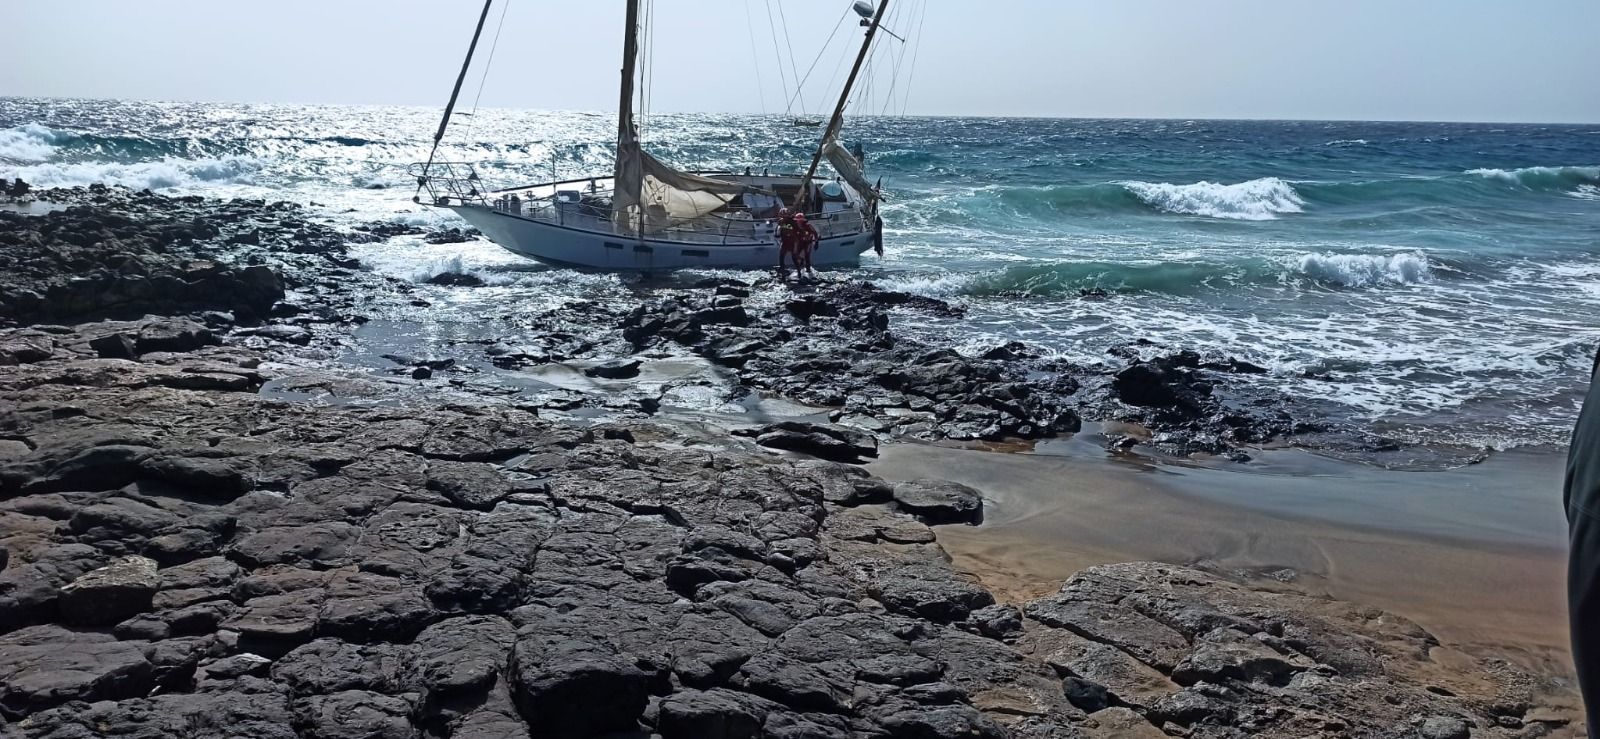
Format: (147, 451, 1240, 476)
(408, 162, 489, 205)
(412, 162, 867, 244)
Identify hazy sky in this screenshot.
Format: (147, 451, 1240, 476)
(4, 0, 1597, 123)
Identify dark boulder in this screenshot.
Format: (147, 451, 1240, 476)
(1061, 676, 1113, 712)
(871, 563, 996, 622)
(57, 555, 160, 626)
(424, 227, 478, 245)
(657, 688, 775, 739)
(746, 421, 877, 463)
(227, 522, 360, 569)
(584, 358, 642, 379)
(786, 297, 839, 322)
(890, 479, 983, 525)
(239, 324, 314, 345)
(426, 461, 512, 510)
(425, 271, 484, 287)
(317, 571, 436, 643)
(967, 603, 1025, 640)
(89, 332, 138, 359)
(140, 454, 254, 499)
(23, 443, 151, 493)
(0, 626, 153, 719)
(291, 689, 419, 739)
(509, 642, 653, 739)
(412, 615, 516, 697)
(135, 318, 216, 354)
(1112, 361, 1212, 411)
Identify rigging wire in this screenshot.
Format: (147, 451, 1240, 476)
(639, 0, 655, 139)
(741, 0, 769, 115)
(773, 0, 807, 116)
(461, 0, 511, 144)
(761, 0, 794, 117)
(649, 0, 657, 132)
(819, 24, 855, 113)
(880, 0, 916, 116)
(901, 0, 927, 117)
(783, 4, 852, 119)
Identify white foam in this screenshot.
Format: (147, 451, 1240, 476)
(1573, 184, 1600, 201)
(0, 123, 62, 163)
(1119, 177, 1305, 220)
(1289, 252, 1433, 287)
(1324, 139, 1371, 146)
(872, 273, 975, 297)
(0, 155, 261, 190)
(404, 253, 522, 286)
(1465, 165, 1600, 187)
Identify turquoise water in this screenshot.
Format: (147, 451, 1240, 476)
(3, 98, 1597, 450)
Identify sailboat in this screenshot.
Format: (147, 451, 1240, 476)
(410, 0, 890, 271)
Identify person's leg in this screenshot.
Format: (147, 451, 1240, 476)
(1569, 356, 1600, 737)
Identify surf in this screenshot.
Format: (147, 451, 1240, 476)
(882, 251, 1438, 299)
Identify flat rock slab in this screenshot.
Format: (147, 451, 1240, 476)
(583, 358, 642, 379)
(891, 479, 984, 525)
(0, 629, 153, 719)
(748, 421, 878, 463)
(58, 555, 159, 627)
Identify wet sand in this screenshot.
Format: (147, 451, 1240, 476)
(867, 430, 1576, 681)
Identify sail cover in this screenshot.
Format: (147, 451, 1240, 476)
(613, 142, 748, 234)
(824, 139, 878, 202)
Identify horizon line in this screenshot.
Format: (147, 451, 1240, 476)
(3, 95, 1598, 128)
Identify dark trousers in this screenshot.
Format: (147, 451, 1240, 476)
(1569, 355, 1600, 737)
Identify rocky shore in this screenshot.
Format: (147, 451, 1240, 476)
(0, 188, 1582, 737)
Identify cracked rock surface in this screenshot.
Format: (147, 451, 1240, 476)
(0, 189, 1576, 737)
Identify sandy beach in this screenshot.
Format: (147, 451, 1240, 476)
(870, 431, 1585, 721)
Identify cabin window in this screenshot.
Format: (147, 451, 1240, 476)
(839, 240, 855, 247)
(633, 244, 653, 253)
(603, 241, 625, 250)
(681, 249, 709, 258)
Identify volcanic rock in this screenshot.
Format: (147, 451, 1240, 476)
(891, 478, 984, 525)
(57, 555, 160, 626)
(584, 357, 642, 379)
(743, 420, 878, 463)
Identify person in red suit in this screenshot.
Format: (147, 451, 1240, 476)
(776, 208, 818, 281)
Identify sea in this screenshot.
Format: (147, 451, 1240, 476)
(3, 97, 1597, 455)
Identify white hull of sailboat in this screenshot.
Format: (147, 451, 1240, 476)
(449, 204, 876, 271)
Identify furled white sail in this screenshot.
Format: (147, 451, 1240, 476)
(824, 139, 878, 202)
(613, 142, 748, 234)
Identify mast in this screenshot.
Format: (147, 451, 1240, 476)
(419, 0, 495, 187)
(797, 0, 889, 211)
(616, 0, 643, 234)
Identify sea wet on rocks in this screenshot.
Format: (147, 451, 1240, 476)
(0, 187, 1579, 737)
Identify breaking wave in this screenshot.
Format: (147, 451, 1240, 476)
(1466, 165, 1600, 191)
(1118, 177, 1306, 220)
(1288, 252, 1433, 288)
(0, 156, 262, 190)
(872, 273, 975, 298)
(0, 123, 62, 163)
(881, 251, 1436, 299)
